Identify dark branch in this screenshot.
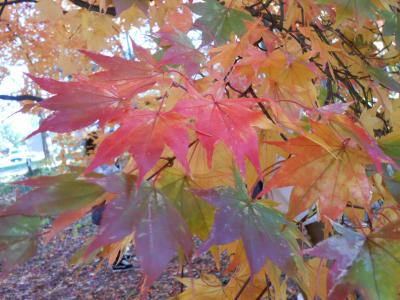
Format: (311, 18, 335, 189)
(0, 0, 7, 17)
(69, 0, 116, 16)
(0, 94, 43, 102)
(0, 0, 36, 6)
(233, 276, 251, 300)
(0, 0, 116, 16)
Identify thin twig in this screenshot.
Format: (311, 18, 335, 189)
(145, 140, 199, 181)
(255, 274, 271, 300)
(233, 275, 251, 300)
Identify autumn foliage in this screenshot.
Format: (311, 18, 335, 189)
(1, 0, 400, 299)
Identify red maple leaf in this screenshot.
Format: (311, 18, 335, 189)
(80, 42, 166, 99)
(27, 43, 168, 137)
(27, 75, 127, 136)
(174, 83, 267, 175)
(85, 109, 190, 184)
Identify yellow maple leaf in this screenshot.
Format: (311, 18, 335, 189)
(36, 0, 64, 22)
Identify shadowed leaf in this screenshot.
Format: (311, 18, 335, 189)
(196, 173, 300, 275)
(1, 174, 104, 217)
(86, 185, 192, 287)
(0, 216, 41, 275)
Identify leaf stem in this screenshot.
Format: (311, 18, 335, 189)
(145, 140, 199, 181)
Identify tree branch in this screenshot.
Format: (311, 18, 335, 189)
(0, 94, 43, 102)
(145, 140, 199, 181)
(0, 0, 116, 16)
(0, 0, 36, 6)
(69, 0, 116, 16)
(233, 276, 251, 300)
(0, 0, 8, 17)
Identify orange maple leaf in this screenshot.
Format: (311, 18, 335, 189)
(263, 121, 373, 220)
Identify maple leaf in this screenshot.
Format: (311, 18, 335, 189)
(379, 134, 400, 159)
(155, 5, 202, 76)
(85, 109, 190, 184)
(157, 29, 203, 76)
(209, 20, 278, 72)
(177, 264, 269, 299)
(263, 50, 317, 90)
(36, 0, 63, 22)
(85, 185, 192, 287)
(174, 83, 269, 176)
(215, 241, 298, 299)
(80, 44, 168, 100)
(112, 0, 148, 16)
(157, 168, 214, 240)
(298, 26, 342, 68)
(45, 173, 137, 242)
(27, 75, 128, 136)
(0, 216, 41, 275)
(30, 106, 127, 137)
(180, 141, 235, 189)
(301, 258, 329, 300)
(305, 222, 400, 300)
(189, 0, 253, 45)
(318, 0, 377, 24)
(368, 66, 400, 92)
(64, 10, 118, 51)
(263, 121, 373, 220)
(314, 112, 399, 173)
(378, 100, 400, 160)
(87, 172, 137, 196)
(161, 4, 193, 33)
(176, 274, 227, 299)
(381, 10, 400, 50)
(196, 172, 300, 275)
(27, 76, 122, 110)
(0, 173, 104, 217)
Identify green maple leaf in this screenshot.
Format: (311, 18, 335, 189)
(318, 0, 377, 24)
(306, 223, 400, 300)
(189, 0, 253, 45)
(158, 168, 214, 240)
(1, 173, 105, 216)
(0, 216, 41, 274)
(368, 66, 400, 92)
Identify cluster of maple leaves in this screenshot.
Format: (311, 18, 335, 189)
(1, 0, 400, 299)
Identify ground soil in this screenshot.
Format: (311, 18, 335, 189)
(0, 217, 221, 300)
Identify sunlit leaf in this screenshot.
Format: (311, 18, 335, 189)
(189, 0, 253, 45)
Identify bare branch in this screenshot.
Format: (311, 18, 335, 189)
(69, 0, 116, 16)
(233, 276, 251, 300)
(0, 0, 8, 17)
(0, 0, 36, 6)
(0, 94, 43, 102)
(0, 0, 116, 16)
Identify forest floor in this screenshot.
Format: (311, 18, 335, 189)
(0, 214, 220, 300)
